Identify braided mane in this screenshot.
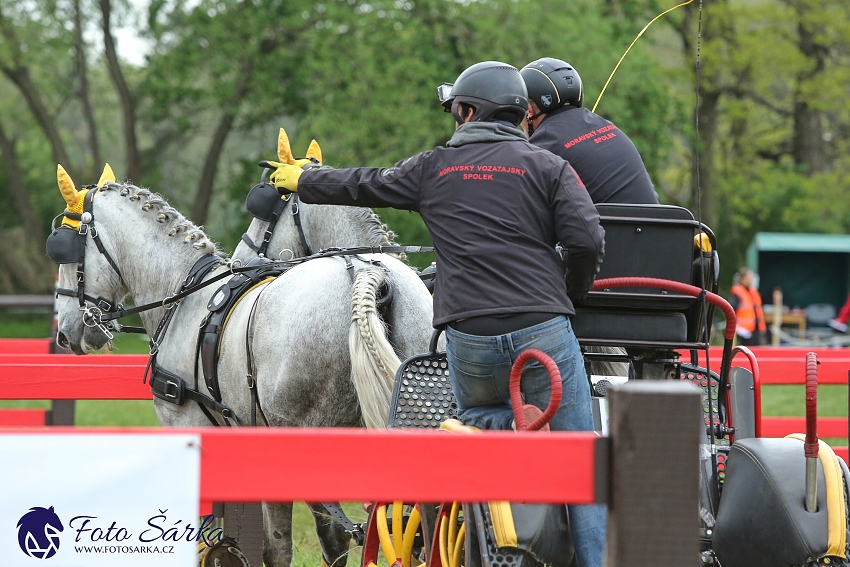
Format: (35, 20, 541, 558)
(347, 208, 395, 246)
(103, 182, 223, 256)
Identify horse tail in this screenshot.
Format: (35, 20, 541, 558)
(349, 266, 401, 429)
(584, 345, 630, 377)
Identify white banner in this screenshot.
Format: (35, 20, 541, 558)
(0, 434, 202, 567)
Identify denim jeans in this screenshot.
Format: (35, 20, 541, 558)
(446, 315, 606, 567)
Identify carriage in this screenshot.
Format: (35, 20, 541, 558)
(45, 131, 850, 567)
(350, 202, 850, 567)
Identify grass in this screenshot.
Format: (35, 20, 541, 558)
(1, 315, 847, 564)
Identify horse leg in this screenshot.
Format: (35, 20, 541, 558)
(307, 503, 352, 567)
(263, 502, 294, 567)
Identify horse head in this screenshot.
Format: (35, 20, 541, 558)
(235, 128, 323, 263)
(234, 127, 393, 264)
(51, 164, 127, 354)
(50, 164, 218, 354)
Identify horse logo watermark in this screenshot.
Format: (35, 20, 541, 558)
(540, 94, 552, 107)
(16, 506, 64, 559)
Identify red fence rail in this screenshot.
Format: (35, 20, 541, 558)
(1, 427, 605, 503)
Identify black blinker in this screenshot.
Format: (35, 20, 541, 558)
(45, 227, 83, 265)
(245, 182, 286, 222)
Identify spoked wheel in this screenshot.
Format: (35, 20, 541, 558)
(361, 501, 424, 567)
(432, 502, 465, 567)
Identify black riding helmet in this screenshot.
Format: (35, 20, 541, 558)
(437, 61, 528, 126)
(520, 58, 584, 113)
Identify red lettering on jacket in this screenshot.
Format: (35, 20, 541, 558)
(564, 125, 619, 149)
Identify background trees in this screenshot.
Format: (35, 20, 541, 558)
(0, 0, 847, 291)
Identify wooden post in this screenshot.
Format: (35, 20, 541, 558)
(222, 503, 265, 566)
(48, 273, 76, 426)
(606, 381, 701, 566)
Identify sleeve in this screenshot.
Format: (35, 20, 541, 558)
(550, 162, 605, 300)
(296, 152, 427, 212)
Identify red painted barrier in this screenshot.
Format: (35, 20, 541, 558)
(0, 427, 605, 504)
(0, 338, 51, 354)
(0, 354, 150, 399)
(0, 408, 47, 426)
(762, 416, 848, 438)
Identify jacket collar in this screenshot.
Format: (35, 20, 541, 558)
(446, 121, 528, 148)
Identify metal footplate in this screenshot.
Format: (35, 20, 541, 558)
(388, 330, 456, 429)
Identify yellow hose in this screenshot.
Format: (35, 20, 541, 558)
(401, 506, 421, 567)
(376, 504, 397, 564)
(438, 508, 450, 567)
(447, 502, 460, 558)
(392, 501, 404, 560)
(450, 522, 466, 567)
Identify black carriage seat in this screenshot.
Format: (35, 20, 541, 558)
(572, 204, 719, 350)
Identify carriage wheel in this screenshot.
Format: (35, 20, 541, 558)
(361, 502, 423, 567)
(426, 502, 466, 567)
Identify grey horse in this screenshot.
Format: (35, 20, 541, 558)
(51, 165, 434, 567)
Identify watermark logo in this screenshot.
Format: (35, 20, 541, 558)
(17, 506, 64, 559)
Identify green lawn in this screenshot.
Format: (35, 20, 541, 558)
(1, 314, 847, 564)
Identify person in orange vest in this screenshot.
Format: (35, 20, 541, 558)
(729, 267, 766, 345)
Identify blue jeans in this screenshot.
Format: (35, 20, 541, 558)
(446, 315, 606, 567)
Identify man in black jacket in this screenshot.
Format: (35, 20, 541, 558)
(520, 57, 659, 205)
(267, 61, 606, 567)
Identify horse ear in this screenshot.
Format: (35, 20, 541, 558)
(277, 128, 295, 165)
(306, 140, 322, 165)
(97, 163, 116, 186)
(57, 164, 79, 206)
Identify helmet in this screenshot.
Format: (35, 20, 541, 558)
(520, 58, 583, 113)
(437, 61, 528, 125)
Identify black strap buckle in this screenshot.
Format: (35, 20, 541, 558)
(164, 380, 180, 399)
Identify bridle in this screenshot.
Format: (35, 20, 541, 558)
(48, 185, 128, 340)
(240, 166, 312, 258)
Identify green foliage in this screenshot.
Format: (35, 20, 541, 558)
(0, 0, 848, 296)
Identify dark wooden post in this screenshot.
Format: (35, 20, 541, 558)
(48, 277, 76, 426)
(222, 503, 265, 566)
(606, 381, 702, 566)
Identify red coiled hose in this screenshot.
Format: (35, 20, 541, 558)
(805, 352, 819, 458)
(591, 277, 737, 340)
(510, 349, 563, 431)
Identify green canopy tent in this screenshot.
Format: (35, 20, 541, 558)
(746, 232, 850, 313)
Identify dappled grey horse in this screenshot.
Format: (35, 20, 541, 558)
(50, 165, 434, 567)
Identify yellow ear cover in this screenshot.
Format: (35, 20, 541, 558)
(57, 164, 79, 207)
(57, 165, 88, 230)
(277, 127, 295, 165)
(306, 139, 323, 165)
(97, 163, 116, 186)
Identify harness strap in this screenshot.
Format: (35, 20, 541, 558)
(282, 245, 434, 266)
(149, 366, 239, 426)
(244, 286, 270, 427)
(290, 195, 312, 256)
(101, 255, 226, 321)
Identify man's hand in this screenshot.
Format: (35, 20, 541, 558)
(267, 160, 311, 193)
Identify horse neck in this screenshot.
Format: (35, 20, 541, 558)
(300, 203, 391, 251)
(94, 191, 217, 332)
